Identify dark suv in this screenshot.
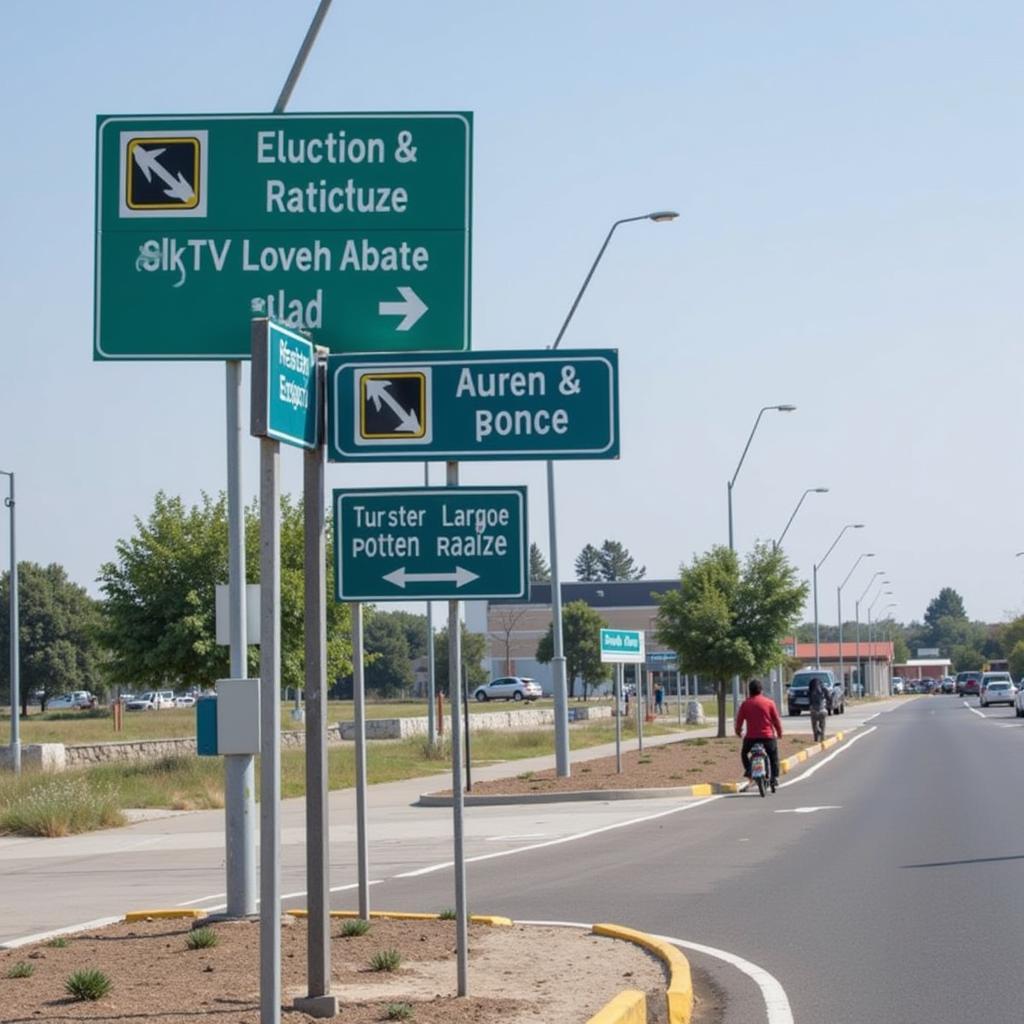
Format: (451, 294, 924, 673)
(787, 669, 844, 716)
(956, 671, 983, 697)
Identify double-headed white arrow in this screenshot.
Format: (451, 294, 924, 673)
(378, 286, 428, 331)
(132, 146, 195, 203)
(383, 566, 479, 589)
(364, 379, 421, 433)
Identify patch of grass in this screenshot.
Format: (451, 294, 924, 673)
(89, 756, 224, 812)
(638, 757, 652, 765)
(516, 771, 534, 781)
(6, 962, 34, 979)
(185, 926, 218, 950)
(386, 1003, 414, 1020)
(369, 948, 402, 972)
(65, 968, 112, 1001)
(0, 775, 124, 837)
(437, 908, 456, 920)
(691, 738, 708, 746)
(45, 936, 69, 948)
(340, 918, 371, 937)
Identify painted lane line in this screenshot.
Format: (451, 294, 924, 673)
(862, 713, 880, 723)
(393, 794, 723, 879)
(779, 726, 877, 787)
(193, 879, 385, 914)
(485, 833, 548, 842)
(774, 805, 841, 815)
(516, 919, 794, 1024)
(963, 701, 985, 718)
(1, 916, 123, 950)
(178, 891, 226, 907)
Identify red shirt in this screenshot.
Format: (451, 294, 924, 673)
(735, 694, 783, 740)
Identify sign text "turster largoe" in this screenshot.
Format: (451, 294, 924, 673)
(327, 349, 619, 461)
(94, 113, 471, 360)
(333, 487, 527, 602)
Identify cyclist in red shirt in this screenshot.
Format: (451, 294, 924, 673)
(735, 678, 783, 792)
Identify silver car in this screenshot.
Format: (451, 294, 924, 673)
(472, 677, 543, 702)
(980, 678, 1016, 708)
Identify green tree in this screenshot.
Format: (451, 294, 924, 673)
(655, 544, 807, 737)
(529, 543, 551, 582)
(97, 490, 351, 693)
(574, 544, 603, 582)
(924, 587, 967, 631)
(0, 563, 105, 712)
(1008, 640, 1024, 681)
(379, 609, 428, 660)
(598, 539, 646, 581)
(433, 624, 489, 694)
(535, 600, 610, 699)
(363, 612, 413, 697)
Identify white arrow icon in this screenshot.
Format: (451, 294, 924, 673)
(378, 286, 428, 331)
(383, 566, 479, 589)
(132, 145, 196, 203)
(364, 379, 421, 433)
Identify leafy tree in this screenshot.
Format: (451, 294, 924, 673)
(97, 490, 351, 694)
(574, 544, 603, 582)
(433, 624, 489, 694)
(379, 609, 428, 660)
(999, 617, 1024, 662)
(529, 543, 551, 582)
(924, 588, 967, 630)
(1008, 640, 1024, 681)
(363, 612, 413, 697)
(891, 632, 911, 665)
(598, 540, 646, 581)
(535, 600, 610, 699)
(655, 544, 807, 737)
(951, 643, 985, 673)
(0, 563, 106, 712)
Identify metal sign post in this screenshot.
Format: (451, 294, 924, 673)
(599, 628, 645, 760)
(615, 664, 623, 773)
(352, 602, 370, 919)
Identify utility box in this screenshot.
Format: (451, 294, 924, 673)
(196, 697, 219, 756)
(216, 678, 261, 755)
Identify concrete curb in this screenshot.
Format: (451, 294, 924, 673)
(286, 909, 513, 926)
(123, 909, 207, 922)
(419, 729, 853, 806)
(593, 922, 693, 1024)
(585, 988, 646, 1024)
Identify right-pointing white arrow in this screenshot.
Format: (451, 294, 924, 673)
(383, 566, 479, 589)
(378, 286, 428, 331)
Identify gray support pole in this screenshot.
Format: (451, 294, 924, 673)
(425, 462, 436, 746)
(615, 663, 622, 773)
(447, 460, 469, 996)
(837, 588, 844, 693)
(813, 564, 821, 668)
(546, 460, 570, 776)
(351, 602, 370, 919)
(855, 602, 862, 696)
(225, 360, 256, 918)
(303, 387, 331, 1000)
(2, 472, 20, 775)
(259, 438, 281, 1024)
(676, 669, 683, 725)
(635, 665, 644, 752)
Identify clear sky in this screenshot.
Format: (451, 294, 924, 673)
(1, 1, 1022, 625)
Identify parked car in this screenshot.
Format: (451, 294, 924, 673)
(48, 691, 96, 711)
(1013, 685, 1024, 718)
(980, 677, 1016, 707)
(892, 676, 905, 694)
(956, 671, 983, 697)
(174, 694, 196, 708)
(472, 677, 543, 702)
(941, 676, 956, 694)
(125, 690, 175, 711)
(787, 669, 844, 716)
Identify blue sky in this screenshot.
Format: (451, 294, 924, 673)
(1, 0, 1022, 624)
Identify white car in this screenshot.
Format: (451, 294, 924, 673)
(472, 677, 543, 702)
(126, 690, 175, 711)
(48, 691, 95, 710)
(981, 680, 1016, 708)
(174, 694, 196, 708)
(1013, 685, 1024, 718)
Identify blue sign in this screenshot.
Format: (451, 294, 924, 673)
(250, 319, 320, 449)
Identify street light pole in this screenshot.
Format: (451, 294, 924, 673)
(855, 572, 885, 694)
(837, 553, 874, 694)
(813, 523, 865, 668)
(546, 210, 678, 777)
(775, 487, 829, 550)
(727, 403, 797, 707)
(866, 585, 893, 695)
(0, 471, 18, 775)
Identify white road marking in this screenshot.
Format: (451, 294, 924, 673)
(963, 701, 985, 718)
(863, 713, 880, 723)
(193, 879, 384, 914)
(485, 833, 548, 842)
(774, 805, 840, 815)
(1, 916, 123, 950)
(517, 919, 794, 1024)
(779, 726, 877, 786)
(178, 891, 226, 907)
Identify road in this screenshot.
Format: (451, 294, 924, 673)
(5, 696, 1021, 1021)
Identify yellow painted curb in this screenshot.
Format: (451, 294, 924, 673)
(124, 909, 206, 922)
(586, 989, 646, 1024)
(689, 783, 713, 797)
(593, 923, 693, 1024)
(716, 781, 744, 794)
(286, 909, 512, 926)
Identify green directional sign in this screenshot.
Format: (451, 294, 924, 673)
(94, 113, 471, 360)
(599, 628, 646, 664)
(327, 349, 618, 462)
(250, 319, 320, 449)
(333, 487, 527, 602)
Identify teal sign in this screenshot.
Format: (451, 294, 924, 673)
(333, 487, 527, 601)
(327, 349, 619, 462)
(599, 628, 645, 664)
(250, 320, 319, 449)
(94, 113, 471, 360)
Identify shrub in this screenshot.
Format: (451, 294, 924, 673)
(45, 936, 69, 948)
(386, 1003, 414, 1020)
(0, 776, 123, 837)
(6, 962, 33, 979)
(340, 918, 370, 937)
(369, 948, 402, 972)
(65, 968, 113, 1001)
(437, 908, 456, 920)
(185, 926, 218, 950)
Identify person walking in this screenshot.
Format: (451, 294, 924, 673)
(808, 675, 828, 742)
(654, 682, 666, 715)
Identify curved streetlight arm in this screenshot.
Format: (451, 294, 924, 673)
(858, 571, 884, 605)
(839, 553, 874, 593)
(869, 589, 893, 615)
(776, 488, 813, 549)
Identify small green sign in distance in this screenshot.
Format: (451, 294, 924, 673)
(600, 628, 646, 664)
(250, 319, 319, 449)
(327, 349, 619, 462)
(333, 487, 527, 602)
(94, 113, 471, 360)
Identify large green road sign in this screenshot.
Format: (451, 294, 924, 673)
(333, 487, 527, 601)
(327, 349, 619, 462)
(94, 113, 471, 360)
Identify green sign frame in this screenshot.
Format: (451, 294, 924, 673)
(94, 112, 472, 360)
(333, 487, 527, 602)
(250, 319, 320, 449)
(327, 349, 619, 462)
